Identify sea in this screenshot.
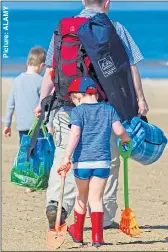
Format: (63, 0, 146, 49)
(2, 9, 168, 78)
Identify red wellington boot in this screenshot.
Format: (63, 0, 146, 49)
(91, 212, 104, 247)
(68, 210, 86, 243)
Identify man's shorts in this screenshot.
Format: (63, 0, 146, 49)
(73, 168, 110, 180)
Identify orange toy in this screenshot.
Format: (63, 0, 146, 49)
(119, 142, 141, 237)
(46, 162, 71, 250)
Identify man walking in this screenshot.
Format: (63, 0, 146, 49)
(34, 0, 148, 230)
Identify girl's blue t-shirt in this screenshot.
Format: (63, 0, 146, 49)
(69, 102, 120, 163)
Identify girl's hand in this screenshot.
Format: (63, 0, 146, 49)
(121, 136, 131, 145)
(57, 160, 71, 175)
(60, 157, 70, 167)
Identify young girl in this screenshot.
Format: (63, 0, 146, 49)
(60, 76, 130, 247)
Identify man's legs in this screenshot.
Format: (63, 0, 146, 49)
(103, 133, 120, 228)
(46, 109, 76, 229)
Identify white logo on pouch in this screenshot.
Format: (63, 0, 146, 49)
(70, 26, 75, 32)
(98, 56, 117, 77)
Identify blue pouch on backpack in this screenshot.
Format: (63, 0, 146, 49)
(78, 13, 138, 122)
(118, 117, 167, 165)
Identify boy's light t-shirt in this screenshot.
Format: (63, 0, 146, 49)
(69, 102, 120, 168)
(4, 72, 42, 131)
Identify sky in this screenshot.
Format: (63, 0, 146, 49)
(2, 1, 168, 11)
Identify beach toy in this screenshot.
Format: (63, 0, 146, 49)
(119, 141, 141, 237)
(46, 162, 71, 250)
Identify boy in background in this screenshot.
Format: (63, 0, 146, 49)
(3, 47, 47, 192)
(3, 47, 46, 142)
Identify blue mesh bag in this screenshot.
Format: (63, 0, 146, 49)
(11, 119, 55, 190)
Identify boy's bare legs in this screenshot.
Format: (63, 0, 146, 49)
(25, 188, 34, 193)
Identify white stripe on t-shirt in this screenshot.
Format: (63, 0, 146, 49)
(72, 160, 111, 169)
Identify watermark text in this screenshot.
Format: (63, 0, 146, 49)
(2, 6, 9, 59)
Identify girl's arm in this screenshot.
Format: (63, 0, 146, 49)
(61, 125, 81, 165)
(112, 121, 131, 144)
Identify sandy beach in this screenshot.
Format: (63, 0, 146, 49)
(2, 77, 168, 251)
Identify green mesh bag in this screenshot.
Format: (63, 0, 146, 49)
(11, 119, 55, 190)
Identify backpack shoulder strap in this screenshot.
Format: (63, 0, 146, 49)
(52, 22, 61, 70)
(53, 22, 62, 81)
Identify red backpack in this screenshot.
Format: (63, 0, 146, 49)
(50, 17, 106, 101)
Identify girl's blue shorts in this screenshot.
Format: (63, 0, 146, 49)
(73, 168, 110, 180)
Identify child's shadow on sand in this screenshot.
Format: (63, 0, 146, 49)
(117, 225, 168, 246)
(140, 225, 168, 230)
(84, 225, 168, 231)
(68, 241, 114, 249)
(117, 239, 168, 245)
